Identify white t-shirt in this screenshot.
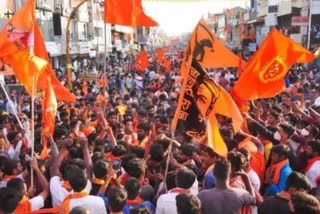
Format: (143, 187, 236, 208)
(30, 195, 45, 211)
(305, 160, 320, 188)
(69, 195, 107, 214)
(156, 188, 188, 214)
(50, 176, 92, 207)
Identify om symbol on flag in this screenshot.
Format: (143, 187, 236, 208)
(260, 56, 287, 83)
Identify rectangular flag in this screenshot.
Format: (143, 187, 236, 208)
(156, 48, 164, 64)
(135, 50, 150, 71)
(173, 59, 243, 157)
(34, 24, 76, 102)
(232, 29, 316, 101)
(104, 0, 158, 27)
(185, 18, 245, 69)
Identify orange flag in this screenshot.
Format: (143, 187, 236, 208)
(33, 24, 76, 102)
(161, 58, 172, 72)
(105, 0, 158, 27)
(172, 59, 243, 157)
(135, 50, 149, 71)
(156, 48, 164, 64)
(185, 18, 245, 68)
(0, 0, 35, 57)
(232, 29, 316, 101)
(39, 76, 57, 160)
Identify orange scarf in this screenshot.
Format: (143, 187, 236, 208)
(2, 175, 17, 182)
(14, 195, 31, 213)
(170, 188, 189, 194)
(92, 178, 105, 185)
(62, 181, 72, 191)
(304, 156, 320, 174)
(126, 197, 143, 205)
(270, 159, 289, 184)
(62, 191, 89, 214)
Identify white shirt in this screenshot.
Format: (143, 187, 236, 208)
(50, 176, 92, 207)
(305, 160, 320, 188)
(156, 188, 188, 214)
(248, 169, 261, 191)
(0, 173, 24, 188)
(30, 195, 45, 211)
(69, 195, 107, 214)
(8, 140, 23, 160)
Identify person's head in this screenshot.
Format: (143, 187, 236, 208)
(126, 158, 145, 180)
(124, 119, 134, 134)
(137, 123, 149, 141)
(305, 140, 320, 158)
(213, 159, 231, 181)
(124, 177, 141, 200)
(137, 110, 148, 125)
(270, 144, 290, 165)
(70, 206, 90, 214)
(107, 111, 117, 128)
(176, 193, 201, 214)
(290, 192, 320, 214)
(68, 166, 87, 192)
(93, 160, 109, 180)
(6, 178, 25, 200)
(227, 151, 247, 173)
(3, 159, 19, 176)
(285, 171, 312, 194)
(0, 187, 20, 214)
(107, 187, 127, 212)
(149, 143, 164, 162)
(266, 111, 280, 126)
(237, 148, 251, 170)
(278, 123, 295, 142)
(131, 146, 145, 159)
(175, 168, 196, 189)
(129, 206, 152, 214)
(202, 146, 218, 166)
(176, 144, 195, 164)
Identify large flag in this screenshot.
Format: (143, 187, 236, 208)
(39, 76, 57, 160)
(34, 24, 76, 102)
(0, 0, 35, 56)
(232, 29, 316, 101)
(104, 0, 158, 27)
(185, 18, 245, 69)
(172, 59, 243, 157)
(135, 50, 150, 71)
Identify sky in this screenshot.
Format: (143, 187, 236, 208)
(143, 0, 249, 36)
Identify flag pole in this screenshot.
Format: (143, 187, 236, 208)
(66, 0, 89, 89)
(30, 73, 36, 187)
(0, 80, 24, 129)
(163, 118, 175, 193)
(307, 1, 312, 50)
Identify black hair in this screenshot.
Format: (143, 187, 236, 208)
(176, 193, 201, 214)
(93, 160, 109, 179)
(227, 151, 247, 172)
(7, 178, 24, 200)
(124, 177, 141, 200)
(285, 171, 312, 192)
(112, 145, 127, 157)
(121, 153, 137, 172)
(0, 187, 20, 213)
(213, 159, 231, 180)
(279, 123, 295, 138)
(70, 206, 90, 214)
(129, 206, 152, 214)
(149, 143, 164, 162)
(126, 158, 145, 179)
(271, 144, 290, 159)
(69, 166, 87, 192)
(131, 146, 145, 159)
(107, 187, 128, 212)
(176, 168, 196, 189)
(179, 143, 195, 158)
(166, 171, 176, 191)
(3, 159, 18, 175)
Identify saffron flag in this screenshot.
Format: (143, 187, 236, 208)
(34, 24, 76, 102)
(172, 59, 243, 157)
(185, 18, 245, 69)
(0, 0, 35, 57)
(161, 58, 172, 72)
(135, 50, 149, 71)
(104, 0, 158, 27)
(232, 29, 316, 101)
(39, 76, 57, 160)
(156, 48, 164, 64)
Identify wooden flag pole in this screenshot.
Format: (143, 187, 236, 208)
(163, 118, 175, 193)
(30, 72, 36, 187)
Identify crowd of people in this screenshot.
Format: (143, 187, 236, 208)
(0, 53, 319, 214)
